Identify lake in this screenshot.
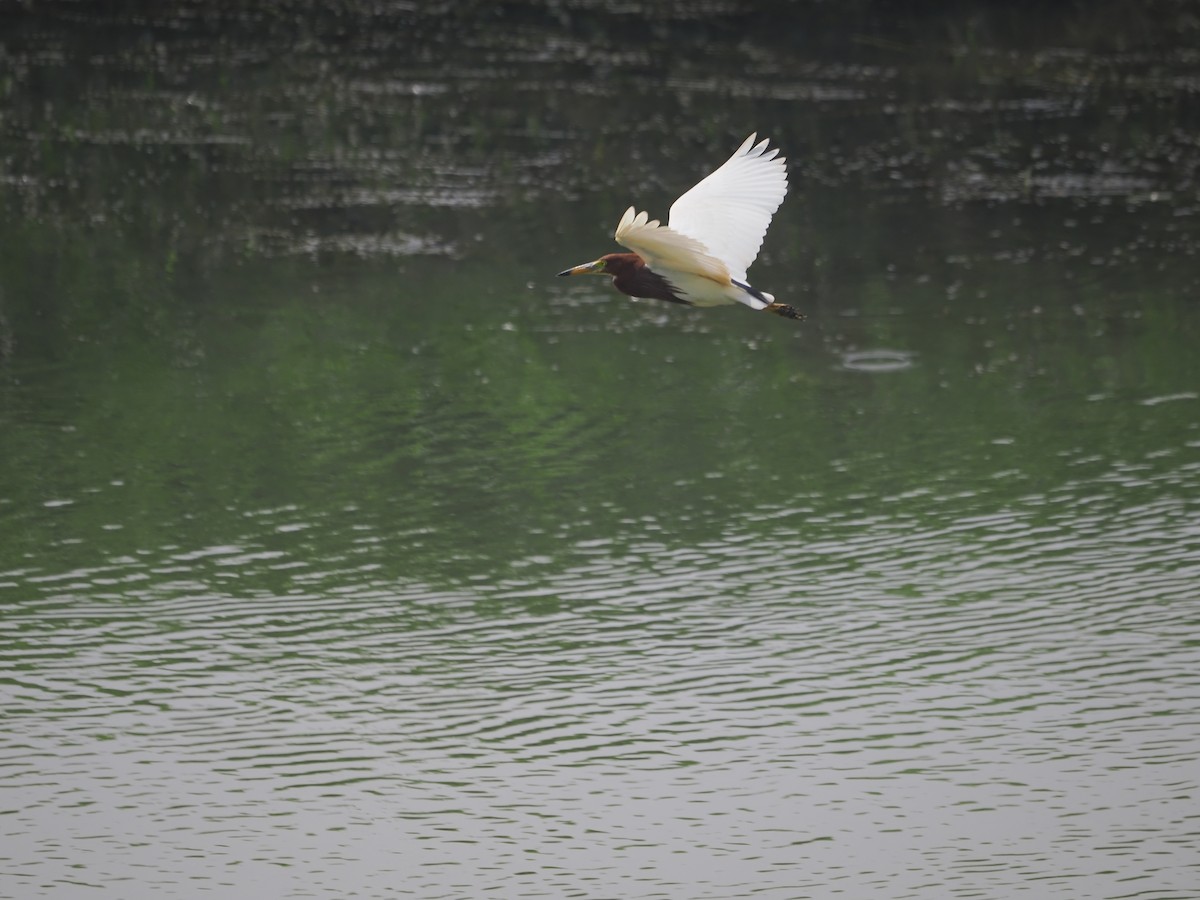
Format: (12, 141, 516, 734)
(2, 2, 1199, 897)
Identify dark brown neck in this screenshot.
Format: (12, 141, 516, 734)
(603, 253, 687, 306)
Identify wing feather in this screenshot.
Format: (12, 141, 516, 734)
(667, 133, 788, 283)
(613, 206, 731, 285)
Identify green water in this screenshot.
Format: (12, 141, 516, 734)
(3, 3, 1200, 898)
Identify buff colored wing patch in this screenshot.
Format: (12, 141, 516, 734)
(613, 207, 732, 286)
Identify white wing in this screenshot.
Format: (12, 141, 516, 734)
(667, 133, 788, 283)
(613, 206, 731, 285)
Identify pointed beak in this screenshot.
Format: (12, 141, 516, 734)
(557, 260, 605, 277)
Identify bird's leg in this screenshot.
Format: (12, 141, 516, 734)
(765, 302, 805, 320)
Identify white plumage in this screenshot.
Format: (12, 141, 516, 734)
(669, 133, 788, 284)
(614, 133, 789, 310)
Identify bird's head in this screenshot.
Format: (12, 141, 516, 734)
(556, 253, 638, 278)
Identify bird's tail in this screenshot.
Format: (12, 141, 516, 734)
(730, 279, 803, 318)
(731, 278, 780, 312)
(732, 278, 768, 304)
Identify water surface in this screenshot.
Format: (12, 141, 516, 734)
(3, 3, 1200, 898)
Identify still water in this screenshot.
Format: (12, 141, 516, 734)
(3, 3, 1200, 898)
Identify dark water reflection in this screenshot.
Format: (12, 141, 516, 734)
(3, 2, 1200, 898)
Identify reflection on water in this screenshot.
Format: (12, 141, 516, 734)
(3, 2, 1200, 898)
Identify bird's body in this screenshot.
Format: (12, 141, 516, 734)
(558, 133, 801, 320)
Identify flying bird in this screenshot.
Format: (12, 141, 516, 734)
(557, 133, 800, 319)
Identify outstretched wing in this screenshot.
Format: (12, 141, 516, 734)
(667, 133, 788, 283)
(613, 206, 731, 285)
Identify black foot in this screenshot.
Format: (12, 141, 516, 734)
(766, 302, 805, 320)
